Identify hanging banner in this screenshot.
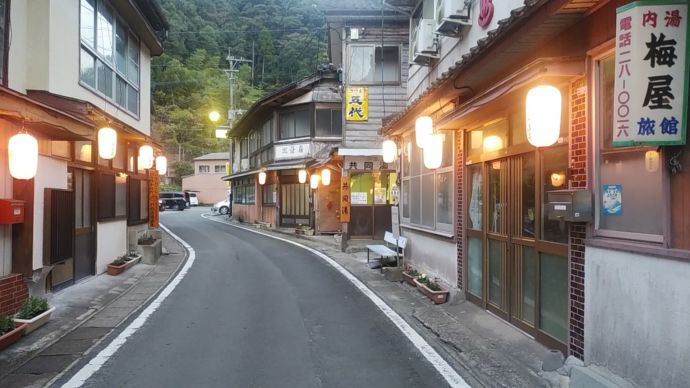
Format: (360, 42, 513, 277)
(345, 87, 368, 121)
(149, 170, 160, 228)
(614, 1, 689, 146)
(340, 175, 351, 222)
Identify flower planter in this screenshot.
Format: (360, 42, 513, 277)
(414, 279, 450, 305)
(139, 239, 162, 265)
(124, 255, 141, 269)
(0, 323, 27, 350)
(14, 307, 55, 335)
(107, 262, 128, 276)
(401, 271, 417, 288)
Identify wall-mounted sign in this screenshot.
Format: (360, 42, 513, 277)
(274, 142, 311, 161)
(345, 87, 368, 121)
(614, 1, 689, 146)
(340, 176, 351, 222)
(344, 156, 390, 171)
(351, 192, 368, 205)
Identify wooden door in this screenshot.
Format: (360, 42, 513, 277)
(73, 169, 94, 281)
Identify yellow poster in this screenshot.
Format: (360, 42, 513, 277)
(345, 87, 368, 121)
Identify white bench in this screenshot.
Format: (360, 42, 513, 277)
(367, 232, 408, 269)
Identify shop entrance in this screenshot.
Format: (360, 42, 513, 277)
(466, 144, 570, 352)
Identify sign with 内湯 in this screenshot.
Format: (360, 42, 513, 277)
(345, 87, 368, 121)
(340, 175, 351, 222)
(614, 1, 689, 146)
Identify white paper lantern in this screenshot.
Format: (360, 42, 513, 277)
(482, 135, 504, 153)
(138, 145, 154, 169)
(310, 174, 320, 189)
(298, 169, 307, 184)
(415, 116, 433, 148)
(98, 127, 117, 160)
(258, 171, 267, 185)
(423, 134, 443, 169)
(155, 155, 168, 175)
(8, 133, 38, 180)
(382, 140, 397, 163)
(321, 168, 331, 186)
(526, 85, 561, 147)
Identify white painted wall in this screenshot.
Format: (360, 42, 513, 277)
(585, 246, 690, 388)
(9, 0, 152, 135)
(408, 0, 525, 102)
(402, 228, 457, 287)
(32, 156, 68, 270)
(96, 220, 127, 274)
(0, 128, 13, 276)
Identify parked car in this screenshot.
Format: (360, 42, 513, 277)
(159, 192, 187, 211)
(211, 199, 230, 215)
(187, 192, 199, 206)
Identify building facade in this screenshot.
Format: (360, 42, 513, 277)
(182, 152, 230, 205)
(382, 0, 690, 386)
(0, 0, 167, 308)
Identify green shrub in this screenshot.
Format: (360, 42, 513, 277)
(17, 296, 50, 320)
(0, 314, 15, 335)
(110, 257, 126, 266)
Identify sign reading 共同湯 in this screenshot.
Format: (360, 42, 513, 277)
(614, 1, 689, 146)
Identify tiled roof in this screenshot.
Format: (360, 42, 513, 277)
(194, 152, 229, 161)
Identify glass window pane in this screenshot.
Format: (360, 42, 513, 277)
(542, 147, 569, 243)
(75, 171, 83, 228)
(115, 21, 127, 73)
(96, 3, 113, 62)
(421, 174, 434, 227)
(467, 237, 483, 297)
(402, 137, 411, 177)
(539, 253, 568, 342)
(331, 110, 342, 136)
(599, 55, 615, 149)
(436, 172, 452, 225)
(75, 141, 93, 163)
(127, 35, 139, 84)
(441, 131, 453, 168)
(315, 109, 331, 136)
(115, 173, 127, 217)
(402, 180, 410, 218)
(488, 161, 503, 233)
(468, 164, 483, 230)
(127, 85, 138, 115)
(510, 110, 527, 146)
(520, 153, 535, 238)
(116, 76, 126, 107)
(350, 46, 375, 83)
(488, 239, 503, 306)
(410, 176, 420, 224)
(113, 141, 126, 170)
(520, 246, 536, 324)
(410, 138, 421, 176)
(375, 46, 400, 83)
(294, 110, 310, 137)
(80, 50, 96, 87)
(96, 60, 113, 97)
(83, 172, 91, 227)
(80, 0, 95, 47)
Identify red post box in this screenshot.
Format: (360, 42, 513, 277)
(0, 199, 25, 224)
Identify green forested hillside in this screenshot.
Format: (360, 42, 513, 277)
(152, 0, 328, 177)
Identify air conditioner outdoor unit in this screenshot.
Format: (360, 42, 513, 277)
(436, 0, 472, 37)
(411, 19, 439, 66)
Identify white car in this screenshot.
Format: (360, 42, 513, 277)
(211, 199, 230, 215)
(188, 192, 199, 206)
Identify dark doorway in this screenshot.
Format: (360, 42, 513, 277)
(73, 168, 94, 281)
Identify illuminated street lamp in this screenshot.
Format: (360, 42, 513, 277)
(209, 111, 221, 123)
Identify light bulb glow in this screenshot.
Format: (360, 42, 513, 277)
(8, 133, 38, 179)
(526, 85, 561, 147)
(482, 135, 504, 153)
(258, 171, 267, 185)
(310, 174, 320, 189)
(98, 127, 117, 160)
(138, 145, 154, 169)
(321, 169, 331, 186)
(423, 134, 443, 169)
(209, 111, 221, 122)
(382, 140, 397, 163)
(415, 116, 433, 148)
(155, 156, 168, 175)
(298, 169, 307, 184)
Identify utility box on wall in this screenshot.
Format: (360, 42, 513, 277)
(0, 199, 25, 224)
(546, 190, 592, 222)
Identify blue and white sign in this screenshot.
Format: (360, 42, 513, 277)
(602, 184, 623, 215)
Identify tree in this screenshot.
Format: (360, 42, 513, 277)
(170, 160, 194, 186)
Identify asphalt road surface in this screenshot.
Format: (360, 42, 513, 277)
(74, 207, 448, 387)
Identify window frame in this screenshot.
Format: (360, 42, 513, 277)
(79, 0, 140, 118)
(198, 164, 210, 174)
(401, 131, 455, 235)
(590, 45, 670, 244)
(348, 44, 402, 86)
(0, 0, 9, 86)
(279, 106, 312, 140)
(314, 104, 343, 138)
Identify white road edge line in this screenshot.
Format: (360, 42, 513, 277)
(60, 224, 195, 388)
(201, 213, 470, 388)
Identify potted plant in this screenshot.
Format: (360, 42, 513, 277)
(414, 273, 450, 304)
(138, 229, 162, 265)
(123, 250, 142, 269)
(0, 314, 26, 351)
(107, 257, 128, 276)
(14, 296, 55, 335)
(401, 267, 418, 288)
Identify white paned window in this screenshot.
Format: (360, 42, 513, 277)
(80, 0, 140, 116)
(401, 131, 454, 233)
(349, 45, 401, 85)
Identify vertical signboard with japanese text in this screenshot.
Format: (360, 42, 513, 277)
(340, 175, 351, 222)
(614, 1, 689, 146)
(345, 87, 368, 121)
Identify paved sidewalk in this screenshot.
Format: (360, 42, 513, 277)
(0, 231, 187, 388)
(209, 214, 568, 388)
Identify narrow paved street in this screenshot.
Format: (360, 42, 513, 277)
(67, 208, 448, 387)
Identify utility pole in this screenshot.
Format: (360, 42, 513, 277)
(224, 49, 253, 127)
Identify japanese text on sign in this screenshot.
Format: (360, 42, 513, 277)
(345, 87, 368, 121)
(614, 1, 689, 146)
(340, 176, 351, 222)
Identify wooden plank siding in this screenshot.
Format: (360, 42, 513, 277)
(342, 23, 409, 148)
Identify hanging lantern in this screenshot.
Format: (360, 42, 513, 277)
(258, 171, 267, 185)
(298, 169, 307, 184)
(526, 85, 561, 147)
(382, 139, 397, 163)
(138, 145, 154, 169)
(321, 168, 331, 186)
(98, 127, 117, 160)
(645, 150, 660, 172)
(423, 134, 443, 169)
(415, 116, 433, 148)
(155, 155, 168, 175)
(8, 133, 38, 180)
(310, 174, 320, 189)
(482, 135, 504, 153)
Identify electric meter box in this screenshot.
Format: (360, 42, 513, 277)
(546, 190, 592, 222)
(0, 199, 25, 224)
